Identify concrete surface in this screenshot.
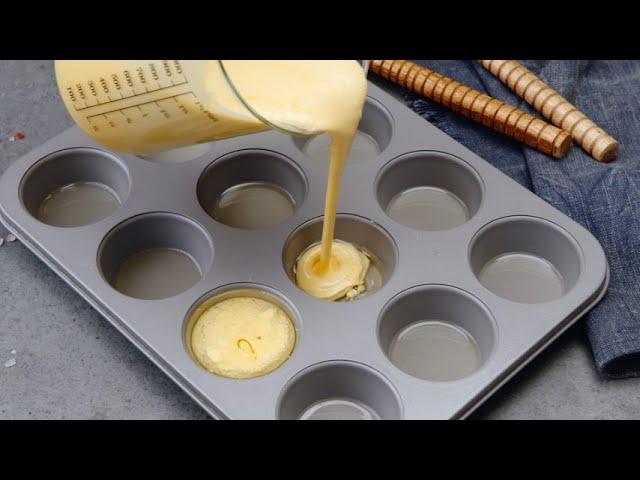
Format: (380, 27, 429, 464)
(0, 60, 638, 419)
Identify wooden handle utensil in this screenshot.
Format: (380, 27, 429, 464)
(478, 60, 618, 162)
(370, 60, 572, 159)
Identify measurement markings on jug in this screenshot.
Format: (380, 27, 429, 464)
(65, 61, 189, 112)
(84, 92, 215, 131)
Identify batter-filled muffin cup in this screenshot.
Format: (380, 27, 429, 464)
(189, 293, 296, 379)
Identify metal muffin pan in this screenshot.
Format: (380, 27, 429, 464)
(0, 82, 609, 419)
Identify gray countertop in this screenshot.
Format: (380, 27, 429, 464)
(1, 60, 638, 420)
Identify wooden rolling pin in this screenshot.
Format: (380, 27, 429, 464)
(478, 60, 618, 162)
(370, 60, 572, 159)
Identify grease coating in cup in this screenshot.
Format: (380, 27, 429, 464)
(386, 186, 469, 231)
(389, 320, 481, 381)
(299, 398, 381, 420)
(478, 252, 565, 304)
(37, 182, 120, 228)
(114, 248, 201, 300)
(212, 182, 295, 229)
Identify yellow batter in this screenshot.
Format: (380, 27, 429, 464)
(190, 296, 295, 379)
(295, 241, 371, 301)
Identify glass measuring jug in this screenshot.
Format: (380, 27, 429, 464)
(54, 60, 369, 155)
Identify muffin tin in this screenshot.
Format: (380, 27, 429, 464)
(0, 82, 608, 419)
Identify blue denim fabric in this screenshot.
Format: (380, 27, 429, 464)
(400, 60, 640, 378)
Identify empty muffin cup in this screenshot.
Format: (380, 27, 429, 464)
(283, 214, 397, 301)
(278, 361, 402, 420)
(19, 148, 130, 228)
(376, 151, 483, 231)
(470, 216, 582, 303)
(378, 285, 496, 382)
(198, 150, 307, 229)
(98, 213, 213, 300)
(295, 97, 393, 165)
(184, 285, 297, 379)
